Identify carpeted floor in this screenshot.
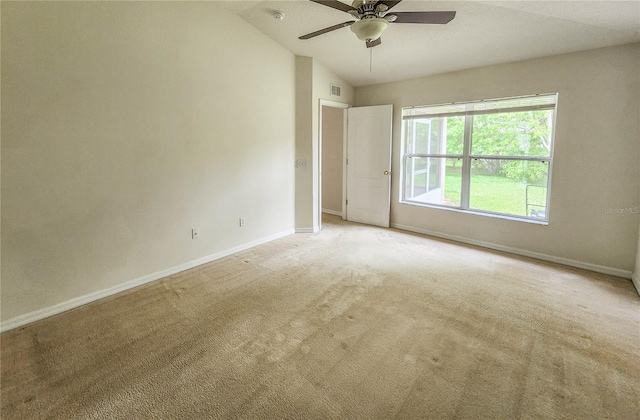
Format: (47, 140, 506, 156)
(1, 215, 639, 419)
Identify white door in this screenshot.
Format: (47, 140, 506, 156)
(346, 105, 393, 228)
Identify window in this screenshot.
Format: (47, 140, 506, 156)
(401, 94, 557, 221)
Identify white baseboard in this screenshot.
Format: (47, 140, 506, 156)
(632, 271, 640, 296)
(322, 209, 342, 217)
(295, 226, 320, 233)
(0, 228, 295, 333)
(391, 223, 634, 280)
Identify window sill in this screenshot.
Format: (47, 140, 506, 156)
(399, 201, 550, 226)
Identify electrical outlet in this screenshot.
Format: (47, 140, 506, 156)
(239, 217, 246, 227)
(192, 228, 199, 239)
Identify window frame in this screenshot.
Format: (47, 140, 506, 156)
(400, 94, 557, 223)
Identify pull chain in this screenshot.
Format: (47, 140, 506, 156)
(369, 47, 372, 72)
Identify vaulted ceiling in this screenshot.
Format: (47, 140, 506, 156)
(219, 0, 640, 87)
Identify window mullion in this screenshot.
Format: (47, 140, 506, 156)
(460, 115, 473, 209)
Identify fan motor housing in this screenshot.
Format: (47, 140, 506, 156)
(352, 0, 379, 18)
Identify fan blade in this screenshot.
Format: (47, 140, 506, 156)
(390, 11, 456, 24)
(309, 0, 357, 14)
(366, 38, 382, 48)
(375, 0, 403, 11)
(299, 21, 355, 39)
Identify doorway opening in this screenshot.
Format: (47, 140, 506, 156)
(319, 100, 349, 231)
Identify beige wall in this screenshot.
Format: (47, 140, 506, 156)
(322, 106, 344, 213)
(1, 2, 296, 322)
(295, 57, 353, 231)
(355, 44, 640, 274)
(295, 57, 314, 230)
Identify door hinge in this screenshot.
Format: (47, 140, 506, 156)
(346, 159, 349, 165)
(346, 199, 349, 205)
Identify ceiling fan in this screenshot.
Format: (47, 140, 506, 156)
(299, 0, 456, 48)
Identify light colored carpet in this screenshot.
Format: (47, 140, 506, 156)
(2, 215, 639, 419)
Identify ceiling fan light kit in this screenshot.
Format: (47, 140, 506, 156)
(299, 0, 456, 48)
(350, 17, 388, 41)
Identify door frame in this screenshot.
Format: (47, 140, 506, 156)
(318, 99, 349, 231)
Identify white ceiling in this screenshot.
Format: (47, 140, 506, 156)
(218, 1, 640, 87)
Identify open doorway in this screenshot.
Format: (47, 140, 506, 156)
(319, 100, 348, 231)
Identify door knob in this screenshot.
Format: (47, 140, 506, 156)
(384, 170, 390, 175)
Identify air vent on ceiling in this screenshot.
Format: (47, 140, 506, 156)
(330, 84, 341, 97)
